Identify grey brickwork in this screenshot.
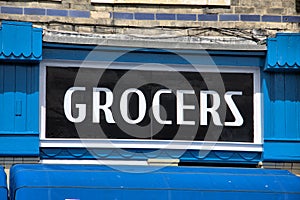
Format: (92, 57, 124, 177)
(0, 157, 39, 169)
(0, 0, 298, 38)
(263, 162, 300, 176)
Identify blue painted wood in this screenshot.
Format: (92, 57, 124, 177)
(3, 64, 15, 132)
(0, 166, 7, 200)
(0, 135, 39, 156)
(264, 140, 300, 161)
(15, 100, 22, 116)
(15, 65, 27, 132)
(0, 65, 3, 130)
(0, 63, 39, 156)
(32, 29, 42, 59)
(266, 38, 277, 67)
(26, 66, 39, 132)
(40, 148, 261, 164)
(273, 73, 285, 138)
(263, 71, 300, 161)
(265, 33, 300, 71)
(285, 74, 299, 138)
(43, 43, 265, 67)
(0, 21, 42, 61)
(262, 70, 272, 138)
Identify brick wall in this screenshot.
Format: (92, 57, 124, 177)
(264, 162, 300, 176)
(0, 0, 298, 36)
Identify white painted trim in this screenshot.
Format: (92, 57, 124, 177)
(40, 60, 262, 152)
(40, 159, 148, 166)
(253, 68, 263, 145)
(40, 139, 262, 152)
(40, 63, 47, 140)
(41, 59, 257, 72)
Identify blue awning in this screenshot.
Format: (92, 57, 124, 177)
(0, 21, 42, 62)
(10, 164, 300, 200)
(0, 166, 7, 200)
(265, 33, 300, 71)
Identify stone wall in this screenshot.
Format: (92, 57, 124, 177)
(0, 0, 298, 37)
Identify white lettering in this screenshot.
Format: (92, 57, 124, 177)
(200, 90, 222, 126)
(177, 90, 195, 125)
(93, 87, 115, 123)
(64, 87, 86, 123)
(152, 89, 172, 125)
(224, 91, 244, 126)
(64, 87, 245, 127)
(120, 88, 147, 124)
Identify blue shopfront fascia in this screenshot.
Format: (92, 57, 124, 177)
(40, 44, 264, 163)
(1, 20, 299, 162)
(0, 21, 41, 156)
(40, 38, 300, 163)
(263, 33, 300, 161)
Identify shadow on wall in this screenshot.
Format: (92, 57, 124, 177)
(263, 71, 300, 140)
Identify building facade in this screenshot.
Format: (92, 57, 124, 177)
(0, 0, 300, 199)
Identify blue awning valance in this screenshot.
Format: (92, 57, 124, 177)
(265, 33, 300, 71)
(0, 21, 42, 62)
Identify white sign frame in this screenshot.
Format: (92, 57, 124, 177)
(40, 59, 262, 152)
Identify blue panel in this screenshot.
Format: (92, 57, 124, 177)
(9, 164, 300, 200)
(43, 43, 265, 68)
(0, 166, 7, 200)
(1, 7, 22, 15)
(240, 15, 260, 21)
(135, 13, 155, 20)
(263, 71, 300, 161)
(26, 66, 39, 132)
(285, 74, 299, 138)
(40, 148, 261, 164)
(24, 8, 46, 16)
(0, 63, 39, 156)
(112, 12, 133, 20)
(0, 65, 3, 132)
(273, 73, 285, 138)
(47, 9, 68, 17)
(32, 28, 43, 59)
(264, 140, 300, 161)
(0, 21, 42, 61)
(0, 135, 39, 156)
(2, 64, 15, 132)
(283, 16, 300, 23)
(262, 71, 273, 138)
(219, 14, 239, 21)
(2, 21, 30, 57)
(156, 13, 176, 20)
(265, 33, 300, 71)
(198, 14, 218, 21)
(69, 10, 90, 18)
(262, 15, 281, 22)
(15, 65, 27, 132)
(266, 38, 277, 67)
(277, 34, 287, 67)
(176, 14, 196, 21)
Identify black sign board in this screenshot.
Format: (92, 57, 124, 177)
(46, 67, 254, 143)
